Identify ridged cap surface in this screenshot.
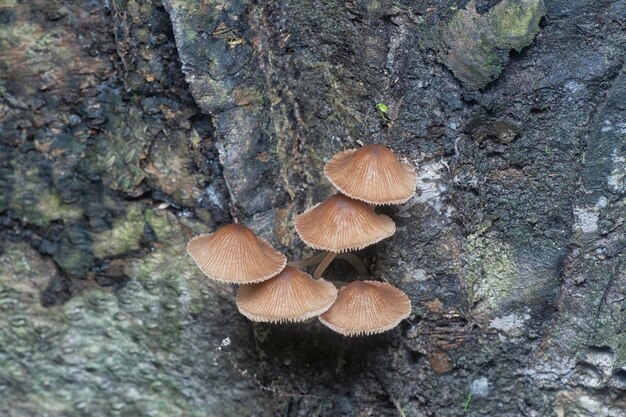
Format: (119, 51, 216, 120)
(236, 266, 338, 323)
(324, 144, 417, 205)
(319, 280, 411, 336)
(186, 224, 286, 284)
(294, 194, 395, 252)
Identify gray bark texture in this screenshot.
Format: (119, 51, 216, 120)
(1, 0, 625, 416)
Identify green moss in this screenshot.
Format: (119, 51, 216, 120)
(82, 100, 156, 193)
(0, 2, 80, 100)
(0, 235, 271, 417)
(132, 210, 215, 318)
(464, 228, 562, 320)
(5, 161, 83, 228)
(145, 208, 181, 242)
(483, 49, 504, 73)
(91, 204, 146, 259)
(36, 192, 83, 225)
(465, 233, 518, 313)
(493, 1, 546, 49)
(53, 226, 93, 276)
(430, 0, 546, 89)
(0, 15, 39, 52)
(144, 131, 204, 206)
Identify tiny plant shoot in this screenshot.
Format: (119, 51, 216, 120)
(375, 102, 389, 114)
(376, 103, 390, 125)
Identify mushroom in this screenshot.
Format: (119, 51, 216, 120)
(324, 144, 418, 205)
(319, 280, 411, 336)
(294, 193, 395, 278)
(236, 266, 338, 323)
(186, 224, 286, 284)
(294, 193, 395, 253)
(185, 143, 414, 336)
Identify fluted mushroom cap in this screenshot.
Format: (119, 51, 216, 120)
(324, 144, 417, 205)
(319, 280, 411, 336)
(294, 194, 395, 253)
(186, 224, 286, 284)
(236, 266, 338, 323)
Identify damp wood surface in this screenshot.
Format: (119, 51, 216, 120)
(1, 0, 625, 416)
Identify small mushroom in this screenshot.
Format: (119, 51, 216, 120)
(186, 224, 286, 284)
(294, 193, 395, 253)
(236, 266, 338, 323)
(319, 280, 411, 336)
(324, 144, 418, 205)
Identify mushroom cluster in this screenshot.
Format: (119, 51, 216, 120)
(187, 144, 417, 336)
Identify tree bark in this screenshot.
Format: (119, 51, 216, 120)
(1, 0, 625, 416)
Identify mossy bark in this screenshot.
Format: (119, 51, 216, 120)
(1, 0, 625, 416)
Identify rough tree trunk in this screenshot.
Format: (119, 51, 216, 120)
(1, 0, 625, 416)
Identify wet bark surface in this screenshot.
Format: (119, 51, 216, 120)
(1, 0, 625, 416)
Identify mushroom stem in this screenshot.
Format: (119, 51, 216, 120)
(314, 251, 337, 279)
(287, 252, 328, 268)
(286, 252, 368, 279)
(336, 253, 368, 277)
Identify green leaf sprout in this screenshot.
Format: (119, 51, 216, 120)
(375, 103, 389, 114)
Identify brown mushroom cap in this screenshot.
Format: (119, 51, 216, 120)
(186, 224, 286, 284)
(319, 280, 411, 336)
(324, 144, 418, 205)
(294, 194, 395, 253)
(236, 266, 338, 323)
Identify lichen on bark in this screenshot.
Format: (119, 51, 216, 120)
(427, 0, 547, 90)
